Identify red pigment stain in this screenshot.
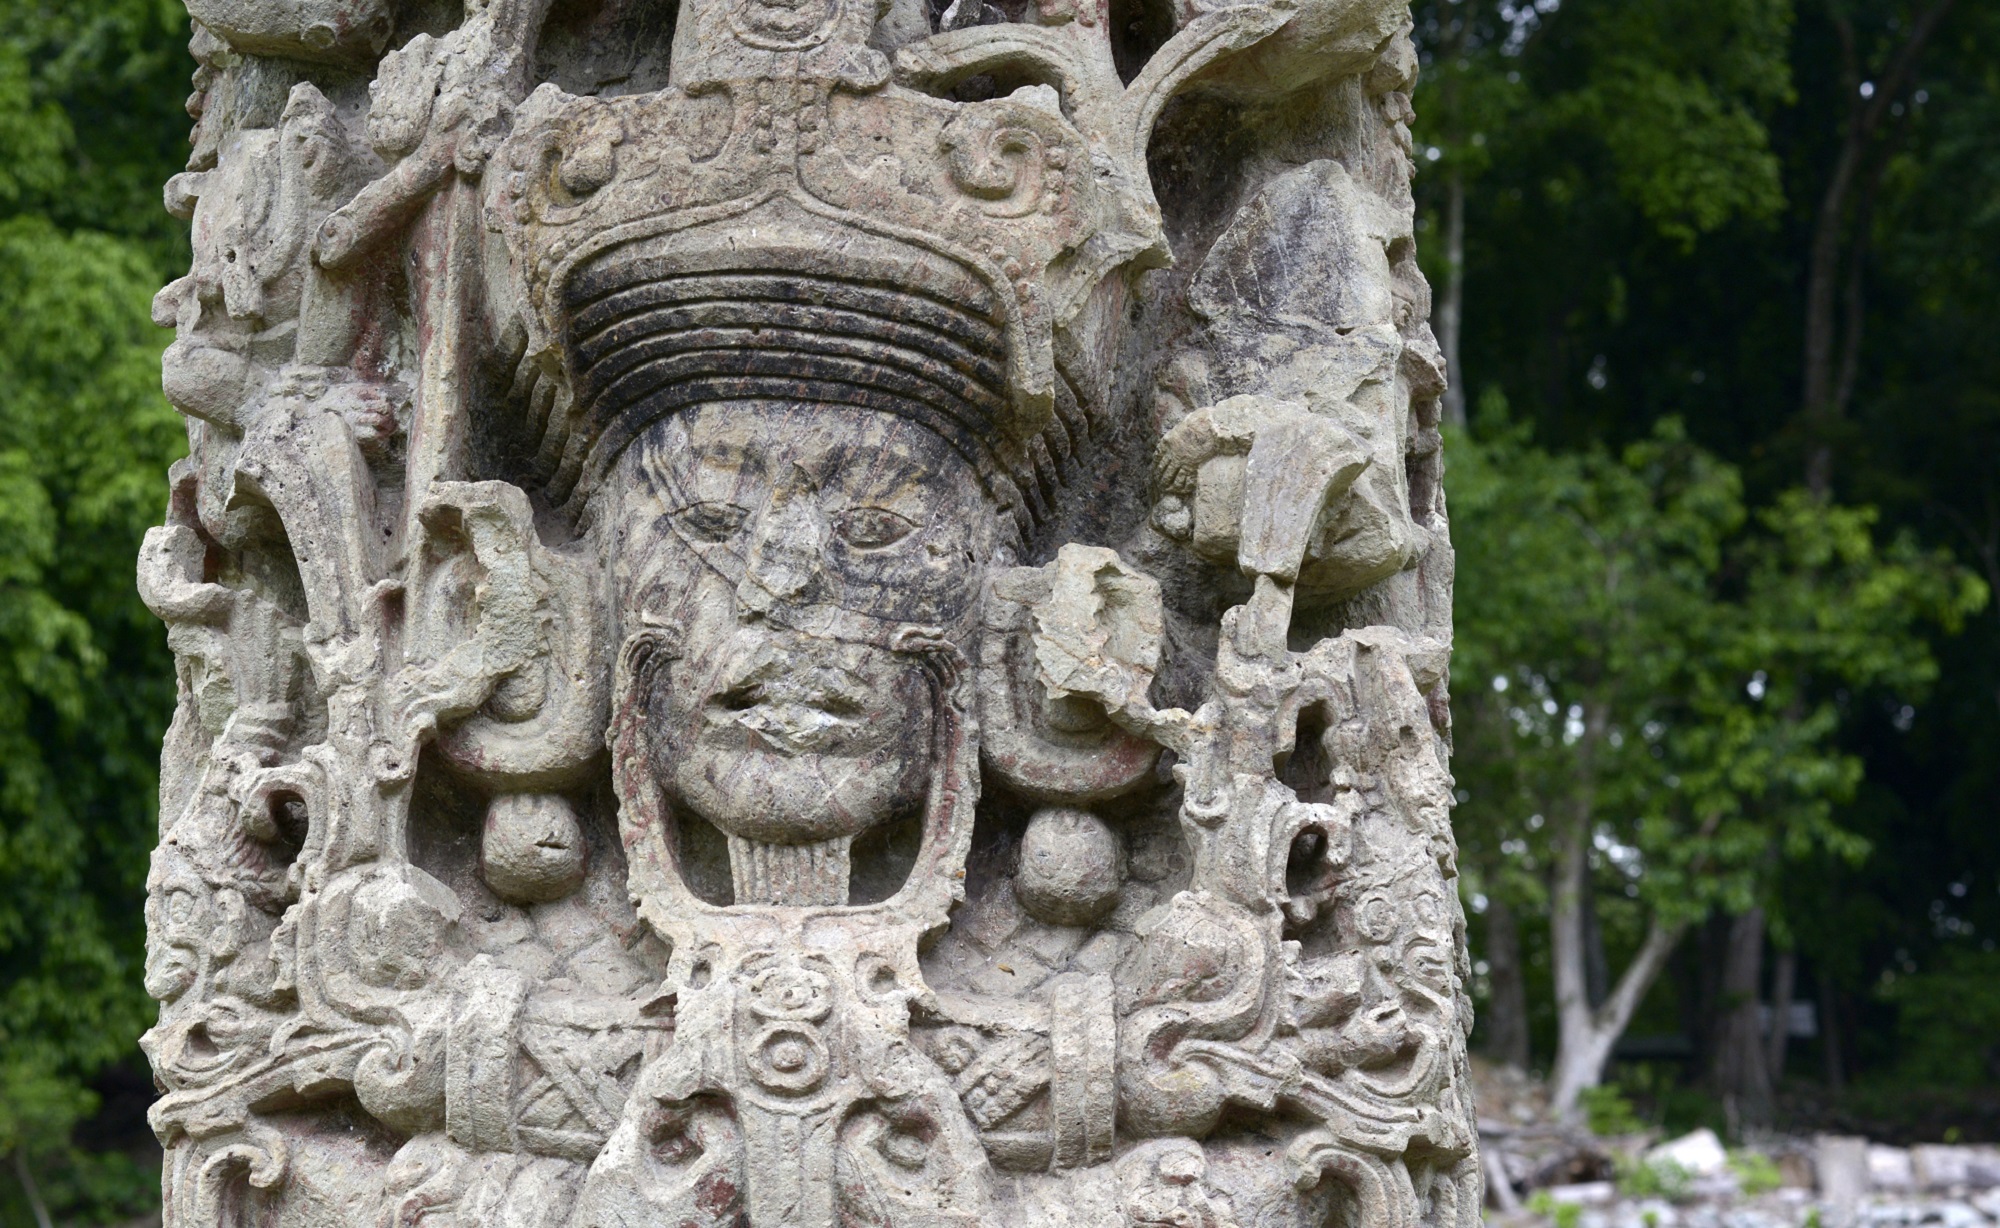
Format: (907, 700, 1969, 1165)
(695, 1171, 739, 1218)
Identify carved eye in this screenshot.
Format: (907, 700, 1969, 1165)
(834, 507, 917, 550)
(675, 502, 749, 544)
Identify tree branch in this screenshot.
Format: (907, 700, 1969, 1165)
(13, 1150, 55, 1228)
(1591, 915, 1690, 1040)
(1801, 0, 1957, 496)
(1831, 89, 1920, 424)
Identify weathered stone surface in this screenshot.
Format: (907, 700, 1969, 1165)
(138, 0, 1471, 1221)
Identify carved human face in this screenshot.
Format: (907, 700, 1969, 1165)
(609, 402, 995, 848)
(152, 97, 358, 425)
(143, 853, 214, 1005)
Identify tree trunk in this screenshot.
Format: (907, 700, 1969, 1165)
(1710, 907, 1773, 1133)
(1766, 945, 1797, 1079)
(1547, 796, 1688, 1117)
(1801, 132, 1860, 498)
(1482, 894, 1531, 1069)
(1692, 914, 1729, 1073)
(1582, 868, 1610, 1008)
(1549, 913, 1686, 1117)
(1439, 165, 1467, 429)
(1822, 983, 1846, 1092)
(1484, 1145, 1521, 1214)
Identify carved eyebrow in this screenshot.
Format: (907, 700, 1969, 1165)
(640, 439, 766, 509)
(687, 437, 764, 474)
(821, 428, 948, 506)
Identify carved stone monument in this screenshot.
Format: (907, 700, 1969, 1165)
(138, 0, 1473, 1221)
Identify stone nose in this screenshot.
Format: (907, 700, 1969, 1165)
(154, 269, 240, 335)
(736, 489, 826, 615)
(151, 277, 190, 330)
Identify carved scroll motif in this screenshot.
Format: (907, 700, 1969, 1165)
(141, 0, 1472, 1221)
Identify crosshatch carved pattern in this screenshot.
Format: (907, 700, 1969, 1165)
(139, 0, 1474, 1221)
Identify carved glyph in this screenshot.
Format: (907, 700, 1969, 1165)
(139, 0, 1473, 1221)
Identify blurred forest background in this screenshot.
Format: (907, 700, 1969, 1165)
(0, 0, 1995, 1220)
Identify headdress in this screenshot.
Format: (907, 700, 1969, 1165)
(485, 0, 1292, 531)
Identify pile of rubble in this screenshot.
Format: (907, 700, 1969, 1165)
(1487, 1128, 2000, 1228)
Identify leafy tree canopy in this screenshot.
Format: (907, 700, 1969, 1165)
(1411, 0, 2000, 1122)
(1417, 0, 1792, 246)
(0, 0, 189, 1220)
(1450, 401, 1984, 1110)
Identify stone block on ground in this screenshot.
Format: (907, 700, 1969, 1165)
(1872, 1147, 1919, 1192)
(1650, 1129, 1731, 1179)
(1546, 1182, 1620, 1207)
(1914, 1146, 2000, 1192)
(1820, 1136, 1872, 1209)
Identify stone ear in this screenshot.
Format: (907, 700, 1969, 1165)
(976, 547, 1163, 804)
(410, 482, 612, 790)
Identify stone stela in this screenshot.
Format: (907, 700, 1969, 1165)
(136, 0, 1474, 1221)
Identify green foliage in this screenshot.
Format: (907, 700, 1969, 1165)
(0, 218, 182, 1159)
(1450, 404, 1984, 1076)
(4, 1144, 161, 1225)
(1580, 1084, 1645, 1137)
(1415, 0, 1792, 246)
(1423, 0, 2000, 1106)
(1454, 404, 1981, 911)
(1728, 1150, 1783, 1196)
(0, 0, 189, 1217)
(1527, 1190, 1586, 1228)
(1878, 947, 2000, 1084)
(1617, 1157, 1693, 1203)
(1613, 1064, 1728, 1139)
(0, 0, 191, 255)
(1540, 0, 1792, 246)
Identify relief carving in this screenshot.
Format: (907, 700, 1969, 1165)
(140, 0, 1474, 1221)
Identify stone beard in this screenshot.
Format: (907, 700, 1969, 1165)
(135, 0, 1478, 1223)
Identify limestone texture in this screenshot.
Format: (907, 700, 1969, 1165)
(138, 0, 1473, 1221)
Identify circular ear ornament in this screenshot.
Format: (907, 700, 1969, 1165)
(1015, 806, 1123, 926)
(481, 792, 587, 903)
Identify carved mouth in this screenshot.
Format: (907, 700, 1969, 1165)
(707, 679, 872, 755)
(166, 316, 299, 357)
(727, 702, 859, 755)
